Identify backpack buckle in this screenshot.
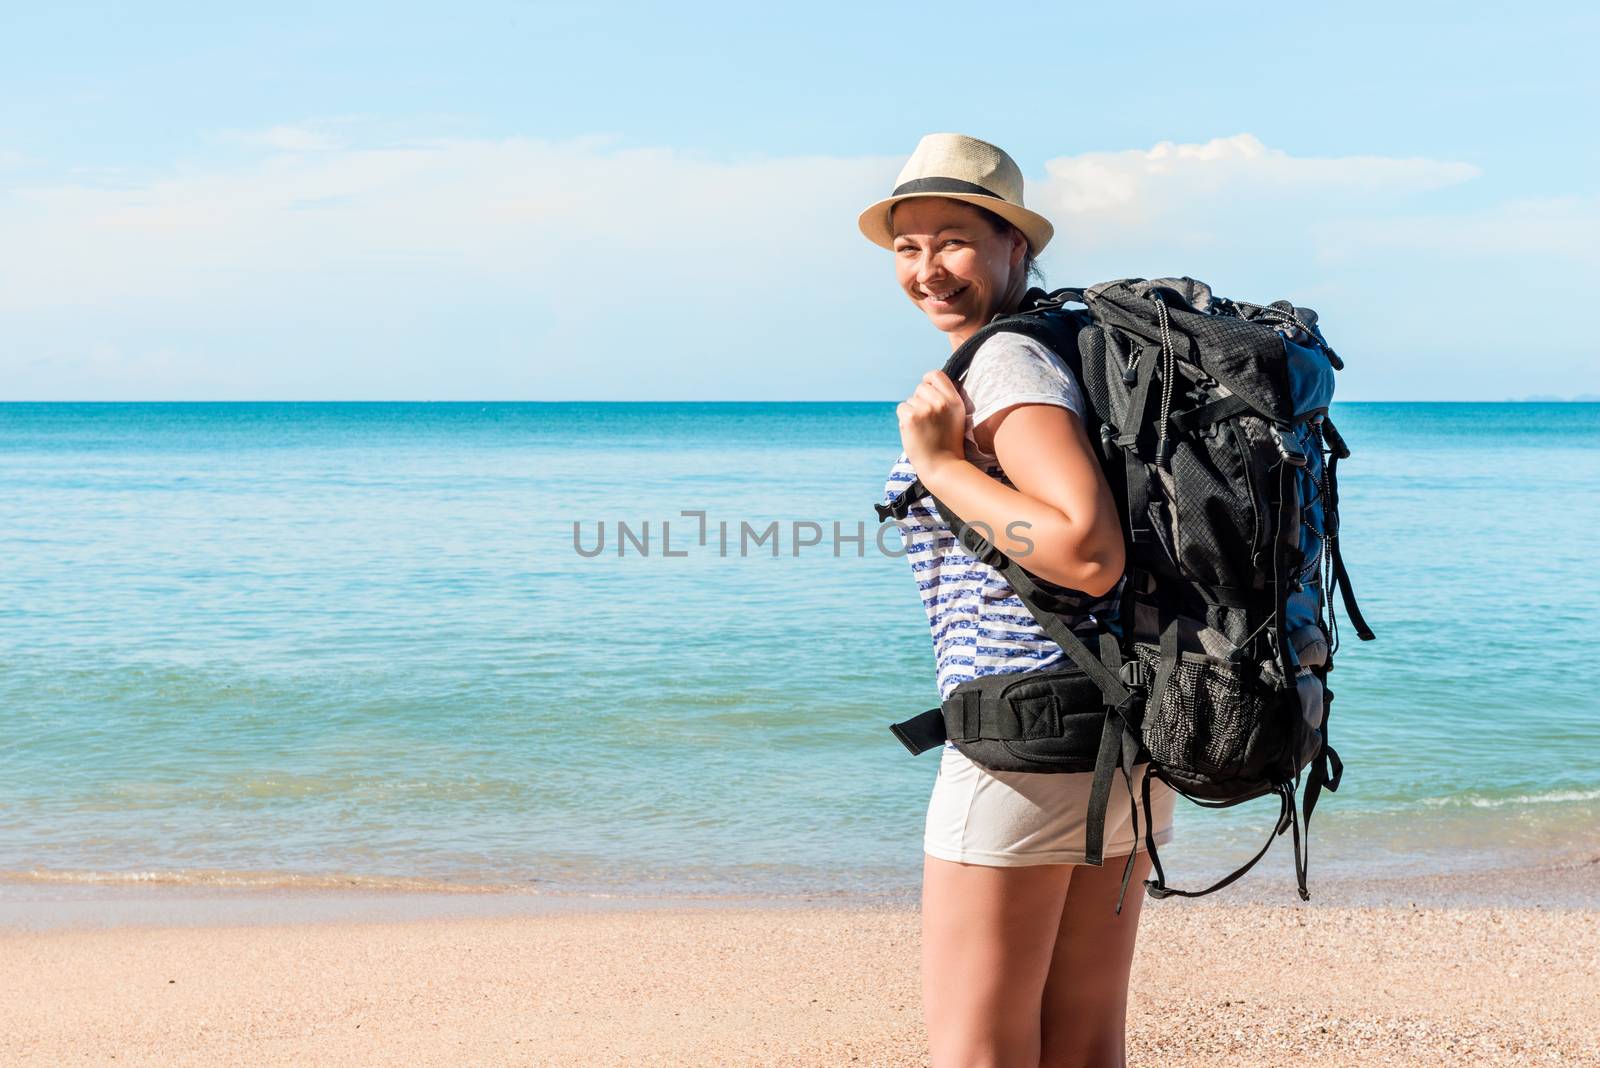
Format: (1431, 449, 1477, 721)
(1118, 660, 1150, 688)
(1274, 426, 1309, 467)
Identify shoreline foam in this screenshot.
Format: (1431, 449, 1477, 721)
(4, 850, 1595, 934)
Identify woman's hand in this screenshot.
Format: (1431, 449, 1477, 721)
(897, 370, 968, 479)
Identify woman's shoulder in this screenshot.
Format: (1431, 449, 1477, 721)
(961, 328, 1084, 422)
(969, 328, 1065, 368)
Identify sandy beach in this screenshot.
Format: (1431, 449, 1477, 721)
(4, 862, 1597, 1067)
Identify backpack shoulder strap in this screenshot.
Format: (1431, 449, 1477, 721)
(941, 287, 1088, 382)
(874, 290, 1091, 525)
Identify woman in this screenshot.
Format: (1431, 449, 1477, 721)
(861, 133, 1176, 1068)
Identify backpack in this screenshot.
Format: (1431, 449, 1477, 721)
(876, 277, 1376, 908)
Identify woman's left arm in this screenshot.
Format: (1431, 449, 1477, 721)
(897, 370, 1125, 597)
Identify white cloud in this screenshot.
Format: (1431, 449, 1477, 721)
(0, 131, 904, 397)
(1031, 133, 1481, 257)
(0, 127, 1590, 398)
(0, 134, 897, 313)
(5, 130, 1490, 319)
(1044, 133, 1477, 214)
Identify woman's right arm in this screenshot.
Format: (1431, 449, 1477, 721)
(910, 397, 1124, 597)
(985, 400, 1125, 596)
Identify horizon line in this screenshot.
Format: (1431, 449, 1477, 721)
(3, 398, 1597, 405)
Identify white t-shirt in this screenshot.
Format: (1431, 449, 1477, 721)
(961, 332, 1090, 461)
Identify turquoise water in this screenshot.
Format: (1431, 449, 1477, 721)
(1, 402, 1597, 899)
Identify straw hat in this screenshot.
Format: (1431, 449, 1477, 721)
(858, 132, 1054, 255)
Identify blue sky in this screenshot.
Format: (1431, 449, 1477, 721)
(3, 1, 1596, 400)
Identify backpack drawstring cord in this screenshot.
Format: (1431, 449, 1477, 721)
(1153, 294, 1177, 467)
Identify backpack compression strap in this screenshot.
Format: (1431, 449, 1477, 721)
(1141, 775, 1300, 901)
(1318, 416, 1376, 646)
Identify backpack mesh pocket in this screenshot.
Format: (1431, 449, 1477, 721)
(1134, 643, 1276, 783)
(1165, 425, 1262, 589)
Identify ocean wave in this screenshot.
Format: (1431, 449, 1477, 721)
(1419, 788, 1600, 809)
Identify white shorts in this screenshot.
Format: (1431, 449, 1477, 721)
(924, 744, 1177, 866)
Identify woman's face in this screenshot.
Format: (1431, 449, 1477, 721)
(892, 197, 1026, 341)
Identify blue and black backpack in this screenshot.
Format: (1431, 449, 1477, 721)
(877, 277, 1376, 909)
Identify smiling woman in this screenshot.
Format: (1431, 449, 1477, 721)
(861, 133, 1173, 1068)
(888, 198, 1045, 343)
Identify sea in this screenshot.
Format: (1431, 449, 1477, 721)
(1, 401, 1597, 905)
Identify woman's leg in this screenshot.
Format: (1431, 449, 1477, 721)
(1036, 850, 1153, 1068)
(922, 853, 1074, 1068)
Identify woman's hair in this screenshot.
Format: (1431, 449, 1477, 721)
(969, 203, 1046, 287)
